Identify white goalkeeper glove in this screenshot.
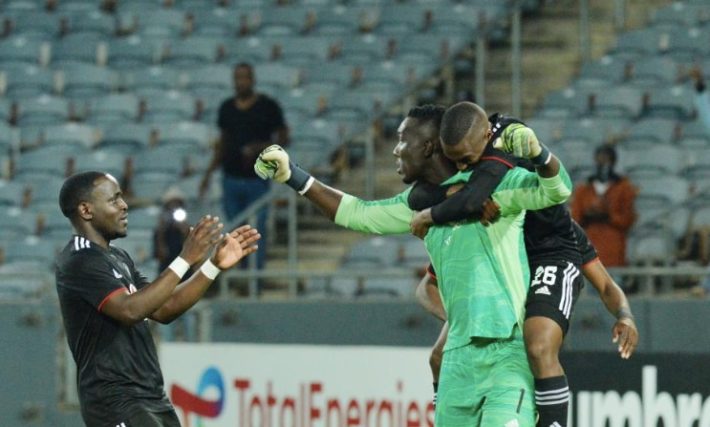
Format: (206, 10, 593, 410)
(493, 123, 551, 166)
(254, 145, 314, 194)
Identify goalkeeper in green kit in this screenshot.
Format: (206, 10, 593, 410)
(255, 102, 572, 426)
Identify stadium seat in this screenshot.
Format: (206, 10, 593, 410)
(579, 56, 629, 85)
(43, 123, 97, 150)
(16, 95, 69, 127)
(122, 65, 182, 97)
(58, 63, 117, 99)
(590, 85, 644, 119)
(621, 117, 677, 147)
(130, 171, 176, 203)
(684, 147, 710, 184)
(678, 120, 710, 149)
(123, 206, 161, 233)
(87, 93, 141, 126)
(0, 181, 25, 208)
(183, 64, 231, 102)
(73, 150, 127, 180)
(611, 28, 663, 59)
(256, 6, 317, 36)
(379, 4, 429, 36)
(344, 236, 400, 268)
(0, 206, 35, 239)
(0, 36, 46, 66)
(539, 86, 592, 118)
(274, 36, 334, 67)
(315, 5, 380, 36)
(4, 235, 56, 269)
(643, 85, 694, 120)
(651, 2, 706, 27)
(189, 8, 238, 37)
(3, 64, 55, 99)
(135, 9, 186, 40)
(132, 144, 192, 177)
(628, 56, 679, 89)
(141, 91, 196, 124)
(619, 144, 684, 178)
(626, 228, 676, 264)
(107, 36, 159, 70)
(50, 33, 104, 65)
(634, 175, 689, 208)
(10, 11, 66, 40)
(15, 145, 75, 181)
(96, 123, 154, 154)
(67, 10, 116, 38)
(164, 36, 224, 68)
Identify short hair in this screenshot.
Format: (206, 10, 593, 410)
(407, 104, 446, 132)
(440, 101, 487, 146)
(595, 144, 617, 165)
(234, 62, 254, 75)
(59, 171, 106, 219)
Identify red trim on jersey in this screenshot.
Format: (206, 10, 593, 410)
(98, 288, 128, 312)
(426, 264, 437, 280)
(582, 257, 601, 269)
(481, 156, 514, 169)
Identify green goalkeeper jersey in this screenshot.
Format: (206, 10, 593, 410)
(335, 165, 572, 350)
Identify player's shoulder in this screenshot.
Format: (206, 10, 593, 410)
(57, 236, 105, 268)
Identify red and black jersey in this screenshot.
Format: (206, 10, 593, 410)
(55, 236, 172, 425)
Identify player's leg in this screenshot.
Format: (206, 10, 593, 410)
(435, 343, 483, 427)
(478, 327, 536, 427)
(430, 322, 448, 406)
(525, 262, 582, 427)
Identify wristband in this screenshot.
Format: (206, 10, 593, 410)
(298, 176, 315, 195)
(168, 256, 190, 278)
(200, 258, 221, 280)
(285, 161, 313, 193)
(532, 144, 552, 167)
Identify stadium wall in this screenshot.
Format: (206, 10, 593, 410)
(1, 297, 708, 426)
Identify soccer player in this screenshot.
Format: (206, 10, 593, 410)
(417, 220, 638, 426)
(55, 171, 260, 426)
(409, 114, 638, 426)
(255, 102, 573, 425)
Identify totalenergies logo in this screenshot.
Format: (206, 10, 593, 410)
(171, 366, 225, 427)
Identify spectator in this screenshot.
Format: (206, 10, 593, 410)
(199, 62, 289, 270)
(154, 186, 190, 275)
(571, 144, 637, 267)
(690, 66, 710, 132)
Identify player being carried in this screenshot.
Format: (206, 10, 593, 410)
(256, 102, 573, 426)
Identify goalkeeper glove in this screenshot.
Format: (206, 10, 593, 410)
(493, 123, 551, 166)
(254, 145, 314, 194)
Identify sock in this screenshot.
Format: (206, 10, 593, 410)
(534, 375, 569, 427)
(432, 382, 438, 407)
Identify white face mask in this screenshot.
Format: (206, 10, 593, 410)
(593, 180, 610, 196)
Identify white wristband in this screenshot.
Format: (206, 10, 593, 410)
(298, 176, 315, 195)
(200, 258, 221, 280)
(168, 256, 190, 278)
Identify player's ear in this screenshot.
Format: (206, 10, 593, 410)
(423, 138, 437, 157)
(77, 201, 93, 221)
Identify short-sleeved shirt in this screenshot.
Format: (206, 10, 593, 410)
(217, 94, 286, 178)
(572, 220, 599, 266)
(55, 236, 172, 425)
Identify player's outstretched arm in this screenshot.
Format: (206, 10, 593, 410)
(582, 259, 638, 359)
(102, 216, 224, 326)
(150, 225, 261, 324)
(255, 145, 414, 234)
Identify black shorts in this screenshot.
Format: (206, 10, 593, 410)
(108, 409, 181, 427)
(525, 261, 582, 335)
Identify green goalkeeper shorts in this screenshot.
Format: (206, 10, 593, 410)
(435, 326, 535, 427)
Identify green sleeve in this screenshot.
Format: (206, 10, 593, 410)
(334, 188, 414, 234)
(492, 163, 572, 216)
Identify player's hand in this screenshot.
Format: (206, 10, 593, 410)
(612, 317, 638, 359)
(254, 144, 291, 183)
(493, 123, 542, 159)
(212, 224, 261, 269)
(480, 199, 501, 226)
(411, 208, 434, 239)
(180, 215, 224, 265)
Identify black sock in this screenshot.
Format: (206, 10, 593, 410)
(534, 375, 569, 427)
